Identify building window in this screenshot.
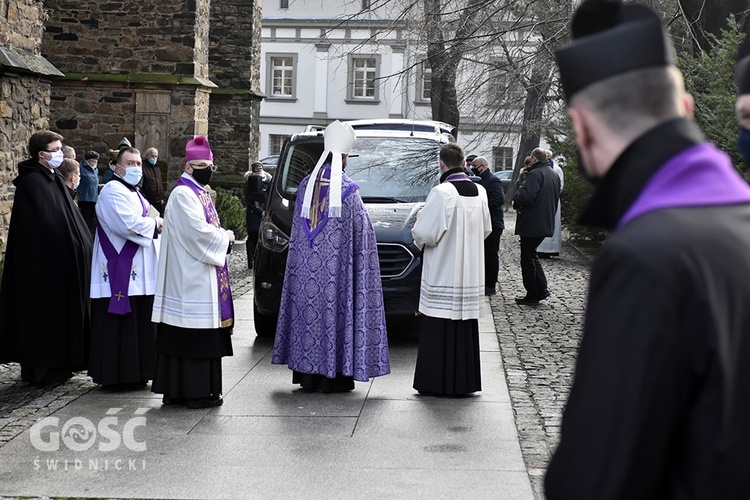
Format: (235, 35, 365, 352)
(489, 59, 524, 108)
(348, 55, 380, 101)
(416, 60, 431, 103)
(269, 134, 290, 155)
(493, 146, 514, 171)
(266, 54, 297, 99)
(280, 0, 288, 8)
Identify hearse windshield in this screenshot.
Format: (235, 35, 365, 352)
(279, 137, 442, 203)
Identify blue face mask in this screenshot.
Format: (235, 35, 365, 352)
(121, 166, 143, 186)
(738, 127, 750, 167)
(147, 157, 157, 166)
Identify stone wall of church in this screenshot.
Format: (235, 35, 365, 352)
(208, 0, 263, 186)
(41, 0, 214, 185)
(0, 1, 52, 257)
(209, 0, 262, 186)
(42, 0, 208, 77)
(0, 75, 52, 258)
(0, 0, 263, 257)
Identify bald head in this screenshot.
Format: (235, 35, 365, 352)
(470, 156, 490, 174)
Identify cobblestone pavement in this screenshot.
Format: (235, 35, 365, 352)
(492, 219, 594, 500)
(0, 228, 595, 500)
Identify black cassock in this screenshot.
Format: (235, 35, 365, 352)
(545, 120, 750, 499)
(0, 159, 92, 385)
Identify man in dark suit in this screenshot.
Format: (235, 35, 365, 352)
(511, 147, 560, 306)
(470, 156, 505, 296)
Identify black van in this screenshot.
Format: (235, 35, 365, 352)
(251, 119, 456, 337)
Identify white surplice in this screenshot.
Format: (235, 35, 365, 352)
(151, 173, 231, 329)
(90, 178, 160, 299)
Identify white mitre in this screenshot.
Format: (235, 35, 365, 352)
(300, 120, 357, 220)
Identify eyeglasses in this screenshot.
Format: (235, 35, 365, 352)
(189, 162, 217, 171)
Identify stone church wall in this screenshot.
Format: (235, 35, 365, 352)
(208, 0, 263, 186)
(0, 0, 263, 257)
(41, 0, 214, 185)
(0, 0, 54, 256)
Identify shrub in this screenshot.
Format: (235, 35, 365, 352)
(680, 17, 745, 172)
(547, 119, 608, 246)
(214, 186, 247, 240)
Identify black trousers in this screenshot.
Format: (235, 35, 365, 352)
(484, 229, 502, 291)
(78, 201, 96, 232)
(520, 236, 547, 299)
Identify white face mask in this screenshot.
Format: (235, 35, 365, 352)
(121, 166, 143, 186)
(73, 178, 80, 190)
(46, 150, 64, 169)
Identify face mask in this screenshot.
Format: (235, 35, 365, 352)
(471, 167, 481, 176)
(46, 150, 64, 169)
(738, 127, 750, 167)
(121, 166, 143, 186)
(73, 178, 80, 190)
(191, 167, 213, 186)
(147, 157, 157, 166)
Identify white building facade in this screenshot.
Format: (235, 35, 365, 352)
(259, 0, 544, 171)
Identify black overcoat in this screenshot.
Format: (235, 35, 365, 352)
(545, 119, 750, 499)
(512, 159, 560, 237)
(0, 159, 93, 371)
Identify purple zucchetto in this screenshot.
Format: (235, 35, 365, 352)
(185, 135, 214, 162)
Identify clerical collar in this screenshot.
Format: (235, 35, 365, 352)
(440, 167, 470, 183)
(579, 117, 704, 230)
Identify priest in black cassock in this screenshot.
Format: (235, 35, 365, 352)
(0, 131, 93, 386)
(545, 2, 750, 499)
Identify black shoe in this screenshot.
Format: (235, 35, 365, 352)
(162, 395, 186, 406)
(515, 296, 539, 306)
(539, 289, 550, 301)
(485, 287, 496, 296)
(187, 396, 223, 409)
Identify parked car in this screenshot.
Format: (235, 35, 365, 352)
(494, 169, 513, 193)
(251, 119, 456, 337)
(259, 155, 279, 175)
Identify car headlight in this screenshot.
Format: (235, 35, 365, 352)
(259, 218, 289, 252)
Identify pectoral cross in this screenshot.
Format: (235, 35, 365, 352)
(114, 291, 125, 301)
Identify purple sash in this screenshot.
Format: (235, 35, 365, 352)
(97, 191, 149, 315)
(175, 177, 234, 327)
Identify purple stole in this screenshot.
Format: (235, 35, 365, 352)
(97, 191, 149, 315)
(175, 177, 234, 327)
(615, 143, 750, 231)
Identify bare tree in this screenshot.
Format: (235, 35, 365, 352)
(335, 0, 572, 176)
